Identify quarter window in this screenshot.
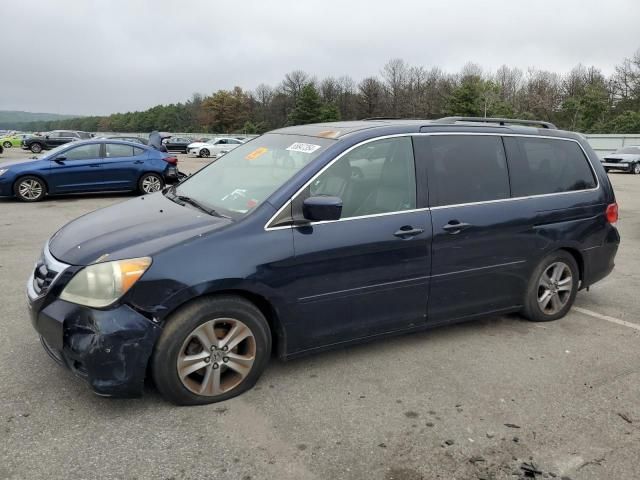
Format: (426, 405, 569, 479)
(308, 136, 417, 218)
(508, 138, 596, 196)
(63, 143, 100, 161)
(426, 135, 510, 207)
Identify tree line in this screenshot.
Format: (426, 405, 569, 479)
(11, 49, 640, 134)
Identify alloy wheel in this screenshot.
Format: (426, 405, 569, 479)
(30, 144, 42, 153)
(2, 141, 11, 148)
(141, 175, 162, 193)
(537, 261, 573, 315)
(18, 179, 43, 200)
(633, 163, 640, 175)
(200, 149, 210, 158)
(177, 318, 256, 396)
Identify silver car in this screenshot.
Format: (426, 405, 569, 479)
(602, 146, 640, 174)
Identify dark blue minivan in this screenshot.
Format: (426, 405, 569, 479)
(26, 118, 620, 405)
(0, 139, 179, 200)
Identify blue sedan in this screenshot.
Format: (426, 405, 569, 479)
(0, 139, 180, 201)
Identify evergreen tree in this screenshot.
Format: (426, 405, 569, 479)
(288, 84, 323, 125)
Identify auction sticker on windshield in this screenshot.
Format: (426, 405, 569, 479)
(286, 142, 321, 154)
(245, 147, 268, 160)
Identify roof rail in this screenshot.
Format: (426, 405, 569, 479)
(361, 117, 401, 121)
(433, 116, 557, 129)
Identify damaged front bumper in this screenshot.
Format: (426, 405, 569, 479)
(27, 247, 162, 397)
(30, 299, 161, 397)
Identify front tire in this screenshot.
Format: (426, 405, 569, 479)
(152, 295, 271, 405)
(522, 251, 579, 322)
(2, 141, 11, 148)
(30, 143, 43, 153)
(200, 148, 210, 158)
(632, 163, 640, 175)
(138, 172, 164, 194)
(14, 175, 46, 202)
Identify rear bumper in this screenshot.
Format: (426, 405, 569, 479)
(30, 297, 162, 397)
(582, 226, 620, 288)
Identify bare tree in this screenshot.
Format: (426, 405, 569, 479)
(382, 58, 410, 116)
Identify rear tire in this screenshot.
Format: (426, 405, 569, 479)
(30, 143, 43, 153)
(14, 175, 46, 202)
(522, 250, 579, 322)
(138, 172, 164, 194)
(152, 295, 271, 405)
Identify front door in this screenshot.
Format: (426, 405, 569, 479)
(282, 136, 432, 353)
(47, 143, 103, 193)
(415, 134, 532, 322)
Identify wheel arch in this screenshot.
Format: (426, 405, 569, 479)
(159, 289, 287, 360)
(13, 173, 49, 194)
(557, 246, 584, 284)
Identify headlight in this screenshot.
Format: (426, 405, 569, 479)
(0, 168, 8, 176)
(59, 257, 152, 308)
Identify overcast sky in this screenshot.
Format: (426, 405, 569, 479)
(2, 0, 639, 116)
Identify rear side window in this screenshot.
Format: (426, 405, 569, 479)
(426, 135, 510, 207)
(509, 138, 596, 196)
(106, 143, 135, 157)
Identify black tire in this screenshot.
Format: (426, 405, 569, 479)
(138, 172, 164, 194)
(151, 295, 272, 406)
(30, 143, 43, 154)
(521, 250, 579, 322)
(632, 163, 640, 175)
(200, 148, 210, 158)
(2, 141, 11, 149)
(14, 175, 47, 202)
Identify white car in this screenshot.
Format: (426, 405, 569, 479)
(188, 137, 244, 158)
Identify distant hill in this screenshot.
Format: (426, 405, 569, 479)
(0, 110, 82, 129)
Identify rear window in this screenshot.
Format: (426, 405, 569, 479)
(426, 135, 510, 207)
(508, 138, 596, 196)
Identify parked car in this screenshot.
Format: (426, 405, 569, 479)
(185, 138, 212, 151)
(0, 143, 3, 155)
(163, 136, 193, 153)
(0, 139, 180, 201)
(100, 135, 149, 145)
(188, 137, 244, 158)
(601, 146, 640, 174)
(1, 133, 31, 148)
(26, 117, 619, 405)
(22, 130, 93, 154)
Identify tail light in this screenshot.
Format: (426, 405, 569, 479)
(605, 202, 618, 224)
(163, 156, 178, 165)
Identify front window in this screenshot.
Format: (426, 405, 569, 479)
(172, 134, 335, 216)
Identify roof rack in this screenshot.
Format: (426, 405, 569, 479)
(433, 116, 557, 129)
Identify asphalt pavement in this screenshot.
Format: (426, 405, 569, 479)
(0, 147, 638, 480)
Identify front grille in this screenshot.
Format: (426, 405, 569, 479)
(33, 261, 59, 296)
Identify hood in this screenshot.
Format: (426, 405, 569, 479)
(0, 158, 41, 169)
(187, 142, 208, 148)
(49, 192, 232, 265)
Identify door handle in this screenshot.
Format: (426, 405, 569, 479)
(134, 160, 144, 164)
(442, 221, 472, 234)
(393, 226, 424, 239)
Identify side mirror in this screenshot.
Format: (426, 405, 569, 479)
(303, 196, 342, 222)
(54, 156, 66, 163)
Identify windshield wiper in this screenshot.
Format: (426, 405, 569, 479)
(178, 194, 230, 218)
(164, 186, 230, 218)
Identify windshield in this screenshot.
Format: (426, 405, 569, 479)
(614, 147, 640, 155)
(173, 133, 335, 216)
